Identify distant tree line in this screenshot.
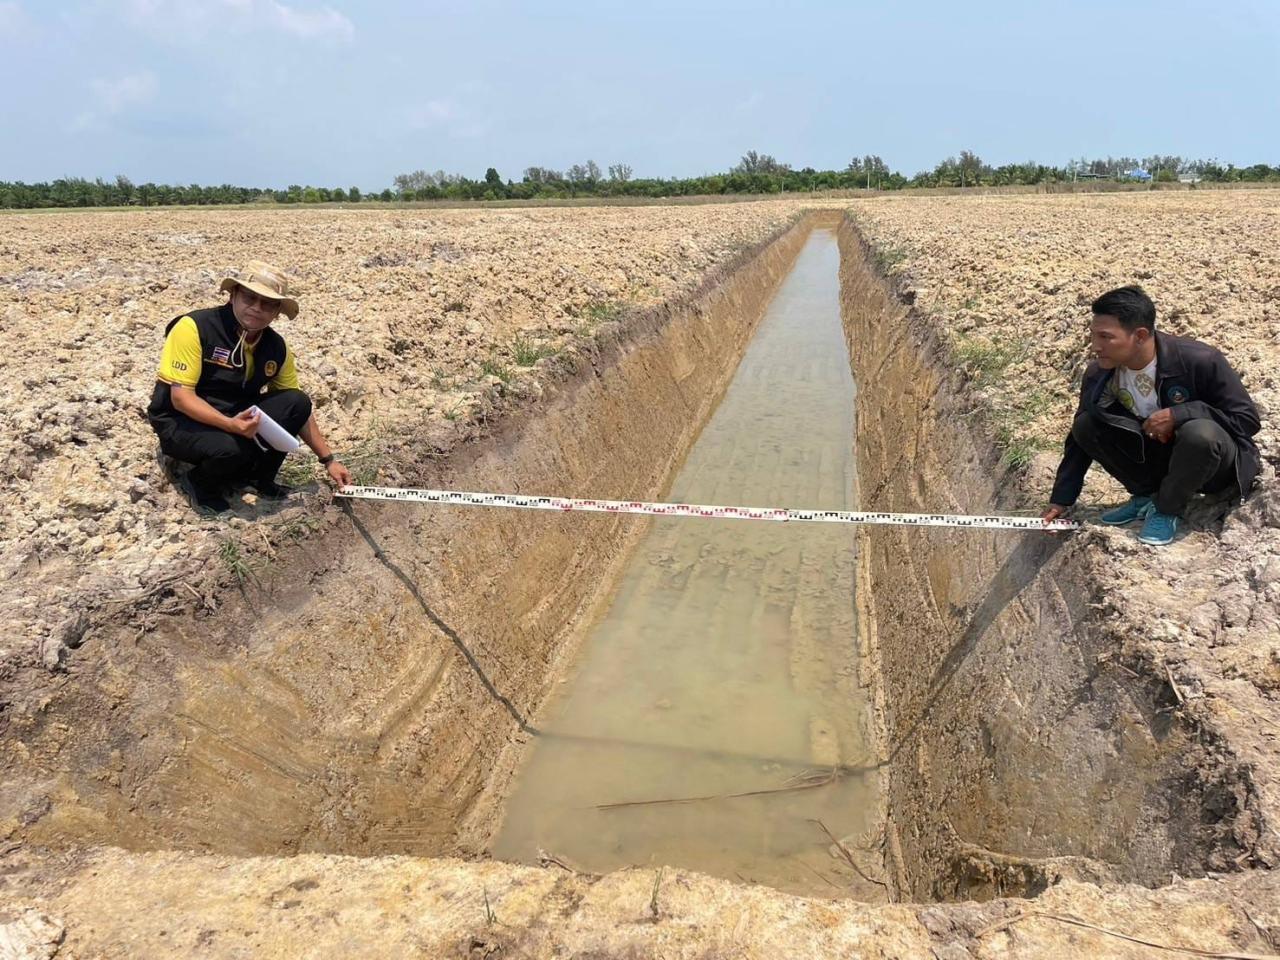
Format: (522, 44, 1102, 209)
(0, 175, 375, 209)
(4, 152, 1279, 209)
(908, 152, 1280, 188)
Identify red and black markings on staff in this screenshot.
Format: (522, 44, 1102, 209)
(336, 486, 1079, 532)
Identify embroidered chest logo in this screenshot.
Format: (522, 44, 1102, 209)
(264, 360, 278, 378)
(1168, 386, 1190, 404)
(209, 346, 233, 368)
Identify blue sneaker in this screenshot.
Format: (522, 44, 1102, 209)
(1099, 496, 1152, 526)
(1138, 510, 1179, 546)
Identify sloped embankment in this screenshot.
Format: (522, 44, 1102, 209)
(838, 213, 1267, 902)
(1, 212, 824, 859)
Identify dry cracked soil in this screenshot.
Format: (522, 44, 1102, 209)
(3, 190, 1280, 958)
(0, 202, 809, 669)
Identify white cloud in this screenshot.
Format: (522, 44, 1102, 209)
(268, 0, 352, 41)
(405, 96, 492, 141)
(69, 70, 156, 132)
(408, 99, 457, 128)
(400, 97, 492, 144)
(0, 1, 31, 41)
(451, 120, 491, 141)
(91, 71, 157, 112)
(105, 0, 353, 42)
(402, 97, 493, 145)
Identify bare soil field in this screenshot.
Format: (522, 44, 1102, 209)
(3, 192, 1280, 958)
(847, 191, 1280, 745)
(847, 190, 1280, 468)
(0, 202, 808, 670)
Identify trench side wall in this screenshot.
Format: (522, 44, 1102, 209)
(14, 214, 829, 859)
(837, 214, 1229, 901)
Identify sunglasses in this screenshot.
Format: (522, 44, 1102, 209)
(237, 288, 283, 314)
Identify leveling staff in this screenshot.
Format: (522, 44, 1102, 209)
(146, 260, 352, 513)
(1042, 285, 1261, 545)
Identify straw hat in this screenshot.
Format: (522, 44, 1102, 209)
(219, 260, 300, 319)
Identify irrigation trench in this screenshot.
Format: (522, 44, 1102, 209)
(4, 211, 1265, 948)
(489, 229, 878, 893)
(335, 231, 1065, 896)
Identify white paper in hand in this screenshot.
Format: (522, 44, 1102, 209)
(250, 405, 301, 453)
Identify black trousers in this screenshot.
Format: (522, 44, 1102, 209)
(151, 389, 312, 489)
(1071, 412, 1237, 515)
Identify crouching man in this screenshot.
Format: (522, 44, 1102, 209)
(1042, 285, 1261, 545)
(147, 260, 352, 513)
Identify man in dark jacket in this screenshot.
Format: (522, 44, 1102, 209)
(1043, 285, 1260, 545)
(147, 260, 352, 513)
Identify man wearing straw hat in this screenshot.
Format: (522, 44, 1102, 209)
(147, 260, 351, 513)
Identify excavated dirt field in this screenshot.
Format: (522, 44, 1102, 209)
(2, 193, 1280, 958)
(846, 191, 1280, 891)
(0, 202, 809, 663)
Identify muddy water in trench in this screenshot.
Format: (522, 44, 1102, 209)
(494, 230, 881, 896)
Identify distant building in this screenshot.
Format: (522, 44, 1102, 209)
(1126, 168, 1153, 181)
(1179, 174, 1202, 184)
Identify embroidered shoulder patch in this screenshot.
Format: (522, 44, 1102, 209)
(1168, 386, 1190, 404)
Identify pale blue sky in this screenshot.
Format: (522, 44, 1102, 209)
(2, 0, 1277, 190)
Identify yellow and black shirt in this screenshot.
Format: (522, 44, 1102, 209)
(148, 304, 297, 423)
